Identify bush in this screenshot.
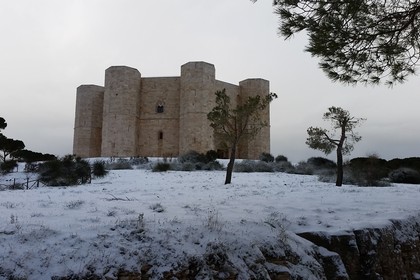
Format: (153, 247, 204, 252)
(179, 150, 208, 164)
(152, 162, 171, 172)
(259, 152, 274, 162)
(389, 168, 420, 184)
(275, 155, 288, 163)
(1, 160, 17, 173)
(271, 161, 295, 173)
(106, 158, 133, 170)
(234, 160, 274, 173)
(307, 157, 336, 169)
(92, 160, 108, 177)
(205, 150, 218, 162)
(38, 155, 91, 186)
(350, 155, 389, 186)
(202, 161, 224, 171)
(293, 161, 314, 175)
(128, 157, 149, 165)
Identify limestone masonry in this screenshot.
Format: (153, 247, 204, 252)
(73, 61, 271, 159)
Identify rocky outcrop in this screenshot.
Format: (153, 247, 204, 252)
(298, 215, 420, 279)
(46, 215, 420, 279)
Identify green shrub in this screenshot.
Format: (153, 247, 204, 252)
(152, 162, 171, 172)
(259, 152, 274, 162)
(38, 155, 91, 186)
(307, 157, 336, 169)
(350, 155, 389, 186)
(275, 155, 288, 163)
(106, 158, 133, 170)
(179, 150, 207, 164)
(92, 160, 108, 177)
(1, 160, 17, 173)
(389, 168, 420, 184)
(234, 160, 274, 173)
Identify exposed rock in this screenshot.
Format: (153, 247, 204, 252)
(298, 215, 420, 279)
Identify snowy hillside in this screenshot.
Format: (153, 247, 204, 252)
(1, 168, 420, 279)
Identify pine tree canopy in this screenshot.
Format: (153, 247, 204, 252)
(256, 0, 420, 86)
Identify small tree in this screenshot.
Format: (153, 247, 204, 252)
(207, 89, 277, 184)
(306, 106, 365, 186)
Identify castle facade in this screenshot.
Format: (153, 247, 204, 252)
(73, 61, 270, 159)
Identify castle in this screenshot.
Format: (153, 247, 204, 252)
(73, 61, 271, 159)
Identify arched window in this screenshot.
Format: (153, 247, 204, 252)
(156, 101, 164, 113)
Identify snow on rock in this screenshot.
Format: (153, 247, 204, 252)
(1, 169, 420, 279)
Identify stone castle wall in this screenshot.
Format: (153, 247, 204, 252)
(73, 61, 271, 159)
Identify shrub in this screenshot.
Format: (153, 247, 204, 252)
(389, 168, 420, 184)
(259, 152, 274, 162)
(234, 160, 274, 173)
(275, 155, 288, 163)
(271, 161, 295, 173)
(293, 161, 314, 175)
(92, 160, 108, 177)
(1, 160, 17, 173)
(179, 150, 208, 164)
(307, 157, 336, 169)
(152, 162, 171, 172)
(106, 158, 133, 170)
(38, 155, 91, 186)
(350, 155, 389, 186)
(128, 157, 149, 165)
(205, 150, 218, 162)
(202, 161, 224, 171)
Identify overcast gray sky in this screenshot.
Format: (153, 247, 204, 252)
(1, 0, 419, 163)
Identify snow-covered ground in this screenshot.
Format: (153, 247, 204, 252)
(1, 167, 420, 279)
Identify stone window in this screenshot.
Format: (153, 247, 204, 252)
(156, 101, 164, 113)
(158, 131, 163, 140)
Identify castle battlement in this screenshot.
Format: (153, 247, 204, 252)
(73, 61, 270, 159)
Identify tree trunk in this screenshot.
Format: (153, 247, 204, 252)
(225, 144, 237, 184)
(336, 146, 343, 186)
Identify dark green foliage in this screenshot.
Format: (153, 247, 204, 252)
(234, 160, 274, 173)
(387, 157, 420, 172)
(389, 168, 420, 184)
(202, 161, 224, 171)
(262, 0, 420, 85)
(128, 157, 149, 165)
(38, 155, 91, 186)
(293, 161, 314, 175)
(205, 150, 218, 162)
(306, 107, 364, 186)
(152, 162, 171, 172)
(307, 157, 336, 169)
(275, 155, 288, 162)
(207, 88, 277, 184)
(12, 149, 56, 163)
(1, 160, 17, 173)
(350, 156, 389, 186)
(259, 152, 274, 162)
(179, 150, 208, 164)
(0, 134, 25, 162)
(177, 150, 223, 171)
(106, 158, 133, 170)
(0, 117, 6, 130)
(92, 160, 108, 177)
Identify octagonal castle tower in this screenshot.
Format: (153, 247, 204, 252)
(73, 61, 271, 159)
